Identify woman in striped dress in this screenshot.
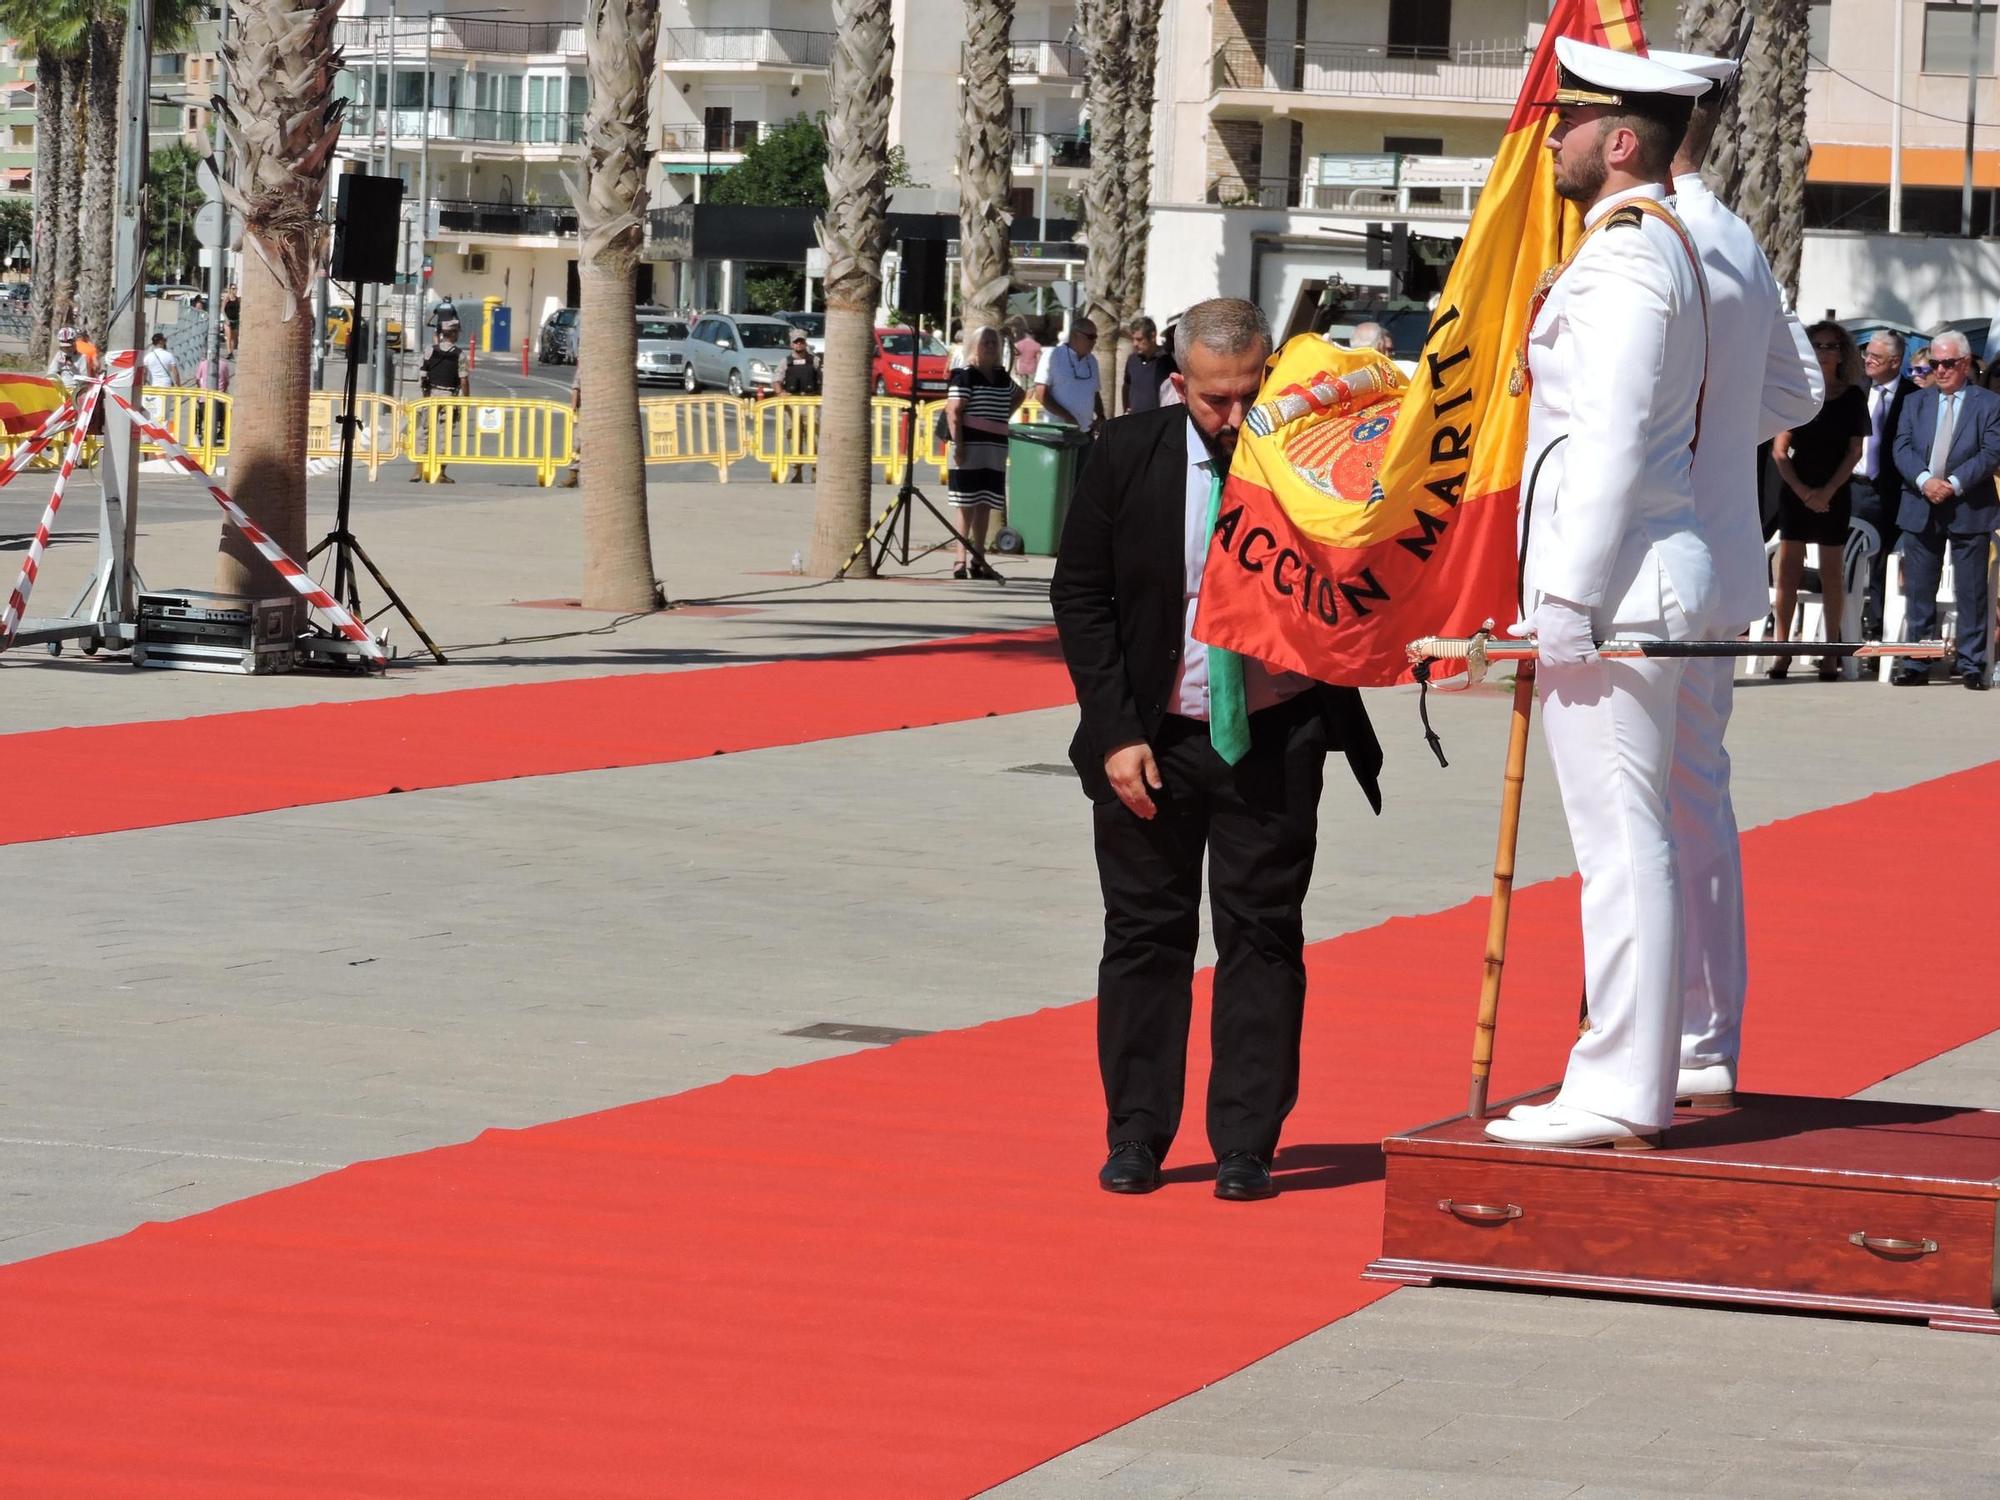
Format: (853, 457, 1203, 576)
(945, 325, 1024, 578)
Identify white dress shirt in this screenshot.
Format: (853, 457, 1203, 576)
(1172, 415, 1311, 720)
(1916, 387, 1966, 494)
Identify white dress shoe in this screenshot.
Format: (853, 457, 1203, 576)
(1484, 1105, 1660, 1150)
(1505, 1099, 1557, 1122)
(1675, 1062, 1736, 1109)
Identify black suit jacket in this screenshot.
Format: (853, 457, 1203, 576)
(1867, 376, 1919, 497)
(1049, 405, 1382, 811)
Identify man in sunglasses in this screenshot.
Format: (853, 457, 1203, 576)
(1031, 317, 1104, 434)
(1890, 328, 2000, 688)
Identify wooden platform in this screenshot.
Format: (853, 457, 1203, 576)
(1366, 1090, 2000, 1334)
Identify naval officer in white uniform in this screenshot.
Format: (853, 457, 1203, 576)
(1487, 40, 1717, 1150)
(1652, 49, 1824, 1107)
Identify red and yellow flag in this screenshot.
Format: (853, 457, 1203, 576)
(0, 374, 63, 436)
(1194, 0, 1648, 686)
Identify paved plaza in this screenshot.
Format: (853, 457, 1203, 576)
(1, 461, 1996, 1496)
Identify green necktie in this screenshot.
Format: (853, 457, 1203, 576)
(1202, 468, 1252, 765)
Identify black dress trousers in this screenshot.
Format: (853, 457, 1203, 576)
(1091, 693, 1327, 1164)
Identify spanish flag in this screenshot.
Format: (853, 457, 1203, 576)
(0, 374, 64, 436)
(1195, 0, 1649, 686)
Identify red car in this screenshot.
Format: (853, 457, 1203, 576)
(871, 327, 952, 399)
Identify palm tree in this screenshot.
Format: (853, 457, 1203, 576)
(0, 0, 86, 357)
(806, 0, 894, 577)
(957, 0, 1014, 337)
(1682, 0, 1809, 304)
(569, 0, 664, 611)
(1080, 0, 1130, 405)
(208, 0, 344, 592)
(1117, 0, 1163, 362)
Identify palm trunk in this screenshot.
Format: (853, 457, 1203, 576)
(51, 52, 86, 336)
(1081, 0, 1131, 411)
(212, 0, 345, 592)
(1728, 0, 1808, 303)
(1770, 5, 1809, 303)
(29, 54, 64, 359)
(957, 0, 1015, 336)
(78, 18, 119, 343)
(572, 0, 663, 612)
(807, 0, 894, 578)
(1676, 0, 1748, 206)
(1118, 0, 1163, 338)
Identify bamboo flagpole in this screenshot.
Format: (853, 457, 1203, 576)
(1470, 665, 1535, 1120)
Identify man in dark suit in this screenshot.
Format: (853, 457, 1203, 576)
(1851, 330, 1919, 644)
(1890, 329, 2000, 689)
(1050, 298, 1381, 1203)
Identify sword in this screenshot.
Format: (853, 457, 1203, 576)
(1409, 624, 1950, 690)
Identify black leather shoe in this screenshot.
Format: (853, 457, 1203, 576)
(1099, 1141, 1160, 1194)
(1891, 669, 1927, 687)
(1213, 1151, 1277, 1201)
(1964, 672, 1991, 692)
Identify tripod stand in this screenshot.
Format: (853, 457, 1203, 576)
(305, 281, 447, 665)
(836, 376, 1004, 584)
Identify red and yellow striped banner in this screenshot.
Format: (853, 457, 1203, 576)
(1194, 0, 1650, 687)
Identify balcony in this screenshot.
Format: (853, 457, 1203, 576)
(1211, 35, 1530, 109)
(335, 16, 586, 57)
(1208, 156, 1492, 218)
(655, 120, 773, 164)
(434, 197, 578, 238)
(659, 28, 835, 71)
(1011, 132, 1091, 170)
(346, 107, 586, 148)
(957, 38, 1085, 85)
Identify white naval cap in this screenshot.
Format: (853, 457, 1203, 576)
(1644, 48, 1740, 89)
(1539, 36, 1711, 111)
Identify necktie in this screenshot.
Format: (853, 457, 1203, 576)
(1201, 469, 1251, 765)
(1929, 391, 1958, 478)
(1865, 385, 1885, 479)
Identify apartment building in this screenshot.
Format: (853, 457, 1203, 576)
(1147, 0, 2000, 333)
(0, 41, 31, 202)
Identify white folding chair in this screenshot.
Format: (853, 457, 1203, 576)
(1749, 519, 1876, 678)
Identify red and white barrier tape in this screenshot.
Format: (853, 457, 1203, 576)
(0, 390, 93, 642)
(104, 388, 383, 659)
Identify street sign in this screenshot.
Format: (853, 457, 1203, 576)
(196, 158, 221, 202)
(194, 201, 229, 249)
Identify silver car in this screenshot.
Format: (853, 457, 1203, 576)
(635, 316, 692, 386)
(681, 313, 795, 397)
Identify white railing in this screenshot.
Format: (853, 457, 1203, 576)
(1213, 35, 1531, 106)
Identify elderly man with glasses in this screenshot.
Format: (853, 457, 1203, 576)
(1890, 329, 2000, 688)
(1852, 331, 1920, 644)
(1031, 317, 1105, 433)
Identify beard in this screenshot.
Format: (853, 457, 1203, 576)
(1553, 127, 1609, 204)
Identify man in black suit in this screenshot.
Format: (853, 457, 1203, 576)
(1851, 330, 1919, 644)
(1050, 298, 1381, 1202)
(1890, 329, 2000, 689)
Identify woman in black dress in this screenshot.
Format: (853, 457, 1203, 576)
(1770, 321, 1868, 679)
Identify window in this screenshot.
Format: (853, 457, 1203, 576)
(152, 53, 185, 77)
(1387, 0, 1451, 60)
(703, 104, 734, 150)
(1808, 0, 1832, 65)
(1923, 2, 1997, 75)
(1386, 135, 1445, 204)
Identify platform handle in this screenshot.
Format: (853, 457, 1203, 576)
(1438, 1199, 1522, 1223)
(1848, 1232, 1938, 1256)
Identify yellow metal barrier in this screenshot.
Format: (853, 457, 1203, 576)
(403, 396, 573, 485)
(737, 395, 920, 484)
(307, 391, 401, 480)
(135, 387, 232, 471)
(640, 395, 749, 481)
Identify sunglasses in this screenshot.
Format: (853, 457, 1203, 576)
(1912, 364, 1934, 375)
(1811, 342, 1843, 353)
(1935, 356, 1972, 368)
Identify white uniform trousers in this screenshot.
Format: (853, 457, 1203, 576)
(1540, 652, 1688, 1131)
(1670, 655, 1747, 1072)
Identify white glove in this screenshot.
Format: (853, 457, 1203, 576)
(1506, 598, 1599, 669)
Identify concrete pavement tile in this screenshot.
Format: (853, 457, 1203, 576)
(1327, 1471, 1579, 1498)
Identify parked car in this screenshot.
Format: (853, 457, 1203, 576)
(871, 326, 951, 399)
(635, 315, 693, 386)
(324, 304, 403, 354)
(777, 311, 825, 360)
(681, 312, 794, 397)
(538, 306, 579, 364)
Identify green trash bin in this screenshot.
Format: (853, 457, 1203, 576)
(1006, 422, 1092, 556)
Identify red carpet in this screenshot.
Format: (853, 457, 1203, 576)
(0, 763, 1994, 1496)
(0, 627, 1071, 845)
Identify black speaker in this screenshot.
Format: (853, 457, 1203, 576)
(898, 237, 947, 323)
(331, 173, 404, 285)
